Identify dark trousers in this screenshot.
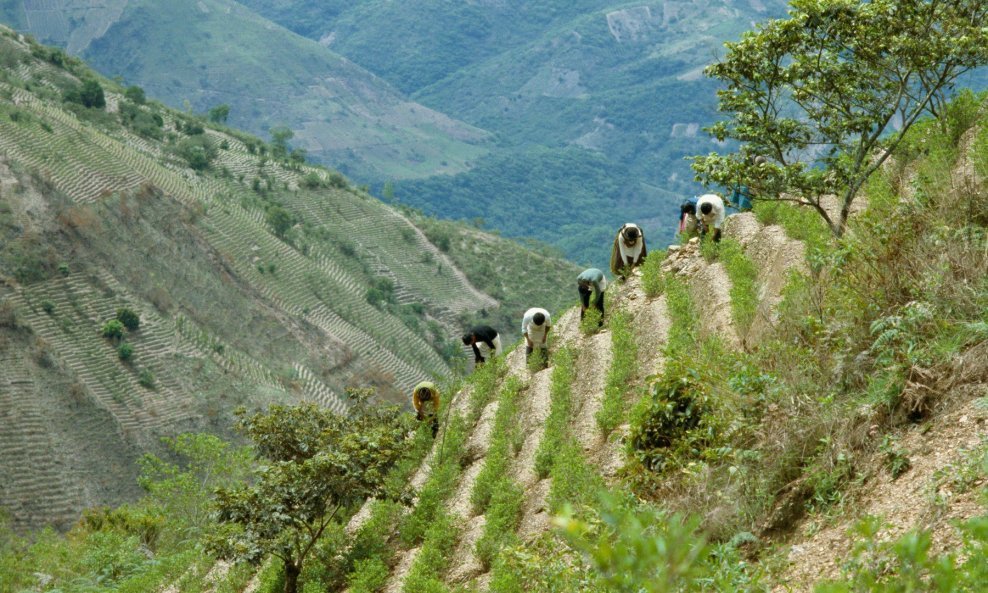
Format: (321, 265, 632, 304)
(579, 287, 605, 320)
(526, 344, 548, 369)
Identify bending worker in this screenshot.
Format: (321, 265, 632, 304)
(521, 307, 552, 367)
(610, 223, 647, 278)
(696, 193, 726, 242)
(577, 268, 607, 325)
(412, 381, 440, 437)
(461, 325, 501, 366)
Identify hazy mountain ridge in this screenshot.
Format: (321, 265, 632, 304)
(0, 0, 491, 182)
(0, 28, 578, 529)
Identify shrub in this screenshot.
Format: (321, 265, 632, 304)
(117, 343, 134, 362)
(41, 299, 54, 314)
(124, 85, 145, 104)
(138, 369, 155, 389)
(627, 361, 712, 473)
(175, 136, 216, 170)
(327, 172, 348, 189)
(116, 307, 140, 331)
(266, 206, 295, 238)
(301, 172, 324, 189)
(101, 319, 125, 340)
(64, 79, 105, 109)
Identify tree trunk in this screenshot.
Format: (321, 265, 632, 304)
(284, 559, 301, 593)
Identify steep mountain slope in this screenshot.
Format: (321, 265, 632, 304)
(241, 0, 790, 265)
(0, 28, 577, 530)
(0, 0, 490, 181)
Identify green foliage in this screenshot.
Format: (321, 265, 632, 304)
(124, 85, 146, 104)
(475, 480, 524, 570)
(347, 557, 389, 593)
(116, 307, 141, 331)
(471, 376, 524, 513)
(101, 318, 125, 339)
(138, 433, 253, 547)
(579, 306, 603, 336)
(694, 0, 988, 236)
(208, 104, 231, 124)
(596, 311, 637, 435)
(400, 414, 468, 545)
(627, 362, 713, 474)
(663, 274, 698, 357)
(117, 342, 134, 361)
(878, 435, 912, 480)
(401, 511, 458, 593)
(64, 78, 106, 109)
(208, 400, 411, 593)
(41, 299, 54, 314)
(557, 493, 763, 592)
(708, 239, 759, 335)
(816, 511, 988, 593)
(266, 205, 296, 238)
(175, 135, 217, 170)
(535, 347, 576, 479)
(119, 101, 165, 139)
(548, 440, 603, 514)
(138, 368, 155, 389)
(641, 251, 666, 298)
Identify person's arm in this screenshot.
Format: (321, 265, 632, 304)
(542, 324, 550, 345)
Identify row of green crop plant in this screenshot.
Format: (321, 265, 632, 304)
(596, 310, 639, 435)
(399, 360, 517, 591)
(470, 375, 527, 570)
(341, 359, 505, 592)
(534, 347, 577, 479)
(699, 238, 759, 338)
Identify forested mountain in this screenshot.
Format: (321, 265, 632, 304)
(0, 0, 789, 265)
(0, 27, 578, 530)
(0, 0, 490, 182)
(243, 0, 792, 264)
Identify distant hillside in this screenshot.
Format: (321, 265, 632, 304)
(0, 27, 578, 530)
(0, 0, 490, 182)
(240, 0, 790, 264)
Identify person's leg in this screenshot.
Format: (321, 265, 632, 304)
(526, 344, 533, 362)
(595, 290, 605, 326)
(431, 417, 439, 438)
(579, 285, 591, 319)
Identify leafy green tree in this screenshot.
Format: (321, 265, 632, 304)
(138, 433, 252, 547)
(691, 0, 988, 237)
(64, 79, 106, 109)
(116, 307, 140, 331)
(175, 136, 217, 170)
(124, 85, 146, 105)
(270, 126, 294, 159)
(207, 396, 411, 593)
(101, 319, 124, 340)
(208, 103, 230, 124)
(266, 206, 295, 238)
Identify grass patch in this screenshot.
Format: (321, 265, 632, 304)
(753, 199, 832, 256)
(548, 440, 605, 513)
(596, 311, 638, 435)
(534, 347, 576, 479)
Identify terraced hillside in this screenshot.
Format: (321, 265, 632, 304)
(0, 28, 578, 531)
